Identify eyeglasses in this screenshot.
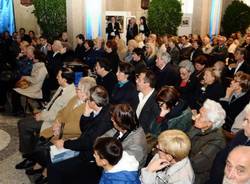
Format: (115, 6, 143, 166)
(154, 146, 168, 155)
(154, 145, 176, 159)
(157, 101, 165, 107)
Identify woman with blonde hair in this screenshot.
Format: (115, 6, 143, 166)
(124, 39, 138, 63)
(141, 129, 194, 184)
(145, 42, 157, 69)
(116, 37, 127, 61)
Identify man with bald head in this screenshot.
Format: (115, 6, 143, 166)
(208, 104, 250, 184)
(223, 146, 250, 184)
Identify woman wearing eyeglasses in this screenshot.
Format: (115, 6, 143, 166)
(140, 129, 195, 184)
(149, 86, 192, 139)
(220, 71, 250, 131)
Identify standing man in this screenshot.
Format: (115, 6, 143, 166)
(106, 16, 121, 40)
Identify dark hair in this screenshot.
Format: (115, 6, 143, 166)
(139, 69, 156, 88)
(39, 35, 48, 40)
(85, 40, 94, 48)
(106, 40, 118, 51)
(111, 104, 138, 131)
(118, 62, 134, 78)
(34, 49, 46, 63)
(97, 58, 111, 71)
(194, 55, 207, 66)
(76, 34, 85, 41)
(235, 47, 247, 60)
(234, 71, 250, 92)
(90, 85, 109, 107)
(156, 86, 180, 109)
(19, 27, 26, 32)
(94, 137, 123, 166)
(60, 67, 74, 84)
(140, 16, 147, 25)
(133, 48, 144, 59)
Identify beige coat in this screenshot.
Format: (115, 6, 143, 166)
(14, 62, 48, 99)
(40, 83, 76, 131)
(40, 96, 85, 139)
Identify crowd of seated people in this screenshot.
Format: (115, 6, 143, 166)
(2, 21, 250, 184)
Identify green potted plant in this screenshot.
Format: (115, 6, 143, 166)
(222, 0, 250, 36)
(32, 0, 67, 41)
(148, 0, 183, 36)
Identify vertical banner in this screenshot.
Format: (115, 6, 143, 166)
(0, 0, 15, 34)
(85, 0, 102, 39)
(209, 0, 222, 37)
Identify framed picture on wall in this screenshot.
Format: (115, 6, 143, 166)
(105, 16, 124, 33)
(181, 16, 190, 27)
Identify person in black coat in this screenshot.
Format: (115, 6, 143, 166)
(207, 104, 250, 184)
(74, 34, 85, 61)
(104, 40, 120, 74)
(154, 51, 180, 89)
(193, 67, 225, 110)
(226, 47, 250, 78)
(139, 16, 150, 37)
(126, 17, 138, 44)
(106, 16, 121, 40)
(95, 58, 117, 97)
(48, 86, 112, 184)
(130, 48, 147, 74)
(135, 69, 159, 133)
(83, 40, 96, 70)
(111, 62, 139, 110)
(220, 71, 250, 131)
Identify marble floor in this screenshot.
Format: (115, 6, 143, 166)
(0, 114, 31, 184)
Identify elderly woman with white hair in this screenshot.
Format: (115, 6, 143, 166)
(187, 99, 226, 184)
(177, 60, 197, 107)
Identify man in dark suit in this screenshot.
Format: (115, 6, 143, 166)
(154, 51, 180, 89)
(207, 103, 250, 184)
(106, 16, 121, 40)
(95, 58, 117, 97)
(227, 47, 250, 78)
(136, 69, 159, 133)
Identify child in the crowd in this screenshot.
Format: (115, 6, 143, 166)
(93, 137, 141, 184)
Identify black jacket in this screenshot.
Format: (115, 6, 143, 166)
(207, 130, 250, 184)
(96, 71, 117, 97)
(111, 81, 139, 110)
(137, 90, 160, 133)
(154, 63, 180, 89)
(64, 105, 112, 161)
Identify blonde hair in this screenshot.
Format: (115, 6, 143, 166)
(158, 129, 191, 161)
(128, 39, 138, 52)
(145, 42, 156, 59)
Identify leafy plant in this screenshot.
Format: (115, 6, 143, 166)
(32, 0, 66, 41)
(148, 0, 183, 36)
(222, 0, 250, 36)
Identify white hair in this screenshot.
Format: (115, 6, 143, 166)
(157, 51, 171, 64)
(244, 103, 250, 115)
(179, 59, 195, 74)
(203, 99, 226, 129)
